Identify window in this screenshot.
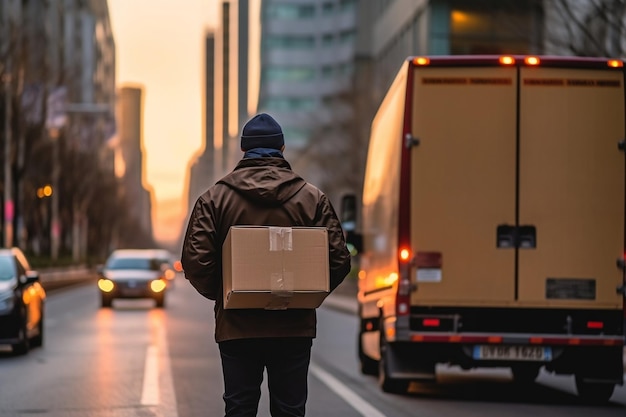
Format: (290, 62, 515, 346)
(107, 257, 154, 270)
(264, 97, 316, 111)
(339, 30, 356, 44)
(263, 35, 316, 49)
(322, 33, 335, 46)
(448, 0, 536, 55)
(0, 256, 15, 281)
(265, 4, 315, 19)
(339, 0, 357, 12)
(263, 67, 316, 82)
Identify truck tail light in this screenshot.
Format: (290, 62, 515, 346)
(608, 59, 623, 68)
(396, 247, 412, 316)
(587, 321, 604, 330)
(499, 56, 515, 66)
(525, 56, 540, 66)
(423, 318, 440, 327)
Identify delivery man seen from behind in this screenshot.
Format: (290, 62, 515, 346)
(181, 113, 352, 417)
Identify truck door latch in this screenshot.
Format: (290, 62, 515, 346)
(405, 134, 420, 149)
(618, 139, 626, 151)
(617, 285, 626, 296)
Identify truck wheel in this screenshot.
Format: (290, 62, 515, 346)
(575, 376, 615, 404)
(379, 319, 409, 394)
(358, 327, 378, 376)
(511, 365, 539, 384)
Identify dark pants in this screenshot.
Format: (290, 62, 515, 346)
(218, 337, 313, 417)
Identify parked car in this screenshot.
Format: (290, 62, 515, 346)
(97, 249, 169, 308)
(0, 247, 46, 355)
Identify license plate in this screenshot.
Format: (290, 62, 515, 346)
(472, 345, 552, 361)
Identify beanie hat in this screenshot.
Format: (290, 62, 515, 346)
(240, 113, 285, 151)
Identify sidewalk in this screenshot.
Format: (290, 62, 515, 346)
(324, 277, 626, 371)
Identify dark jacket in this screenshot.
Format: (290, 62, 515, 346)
(181, 155, 351, 342)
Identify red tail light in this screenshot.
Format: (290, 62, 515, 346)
(423, 318, 440, 327)
(587, 321, 604, 329)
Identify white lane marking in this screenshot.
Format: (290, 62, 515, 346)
(142, 345, 160, 405)
(309, 363, 387, 417)
(158, 322, 179, 416)
(141, 320, 179, 415)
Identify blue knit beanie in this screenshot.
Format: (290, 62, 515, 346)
(240, 113, 285, 151)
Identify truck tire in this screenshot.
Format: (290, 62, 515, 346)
(379, 318, 410, 394)
(575, 376, 615, 404)
(358, 319, 378, 376)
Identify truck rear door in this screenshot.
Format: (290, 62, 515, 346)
(408, 61, 624, 309)
(409, 66, 518, 305)
(518, 66, 625, 308)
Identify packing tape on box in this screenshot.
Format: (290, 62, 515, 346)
(269, 227, 293, 251)
(267, 227, 294, 309)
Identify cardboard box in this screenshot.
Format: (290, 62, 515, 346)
(222, 226, 329, 309)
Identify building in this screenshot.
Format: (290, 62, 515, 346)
(256, 0, 360, 191)
(184, 0, 622, 238)
(115, 85, 154, 244)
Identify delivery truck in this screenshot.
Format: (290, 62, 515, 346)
(343, 55, 626, 402)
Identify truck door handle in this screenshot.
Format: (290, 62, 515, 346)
(518, 225, 536, 248)
(496, 225, 536, 249)
(497, 225, 515, 248)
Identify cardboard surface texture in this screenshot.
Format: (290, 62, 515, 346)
(222, 226, 329, 309)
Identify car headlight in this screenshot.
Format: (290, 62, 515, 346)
(98, 278, 115, 293)
(0, 290, 16, 314)
(150, 279, 167, 293)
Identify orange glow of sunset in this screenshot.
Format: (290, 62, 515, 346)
(108, 0, 217, 246)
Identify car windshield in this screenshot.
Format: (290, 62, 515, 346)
(0, 256, 15, 281)
(106, 257, 159, 270)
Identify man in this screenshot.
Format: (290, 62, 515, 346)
(181, 113, 351, 417)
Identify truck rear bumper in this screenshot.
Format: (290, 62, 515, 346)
(387, 339, 624, 384)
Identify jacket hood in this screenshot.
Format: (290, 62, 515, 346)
(217, 157, 307, 206)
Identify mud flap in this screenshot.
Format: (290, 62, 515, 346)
(384, 342, 437, 381)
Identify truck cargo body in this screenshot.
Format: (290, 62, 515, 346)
(355, 55, 625, 401)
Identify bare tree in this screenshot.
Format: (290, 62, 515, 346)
(543, 0, 626, 56)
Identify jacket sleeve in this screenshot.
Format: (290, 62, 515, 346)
(181, 195, 220, 300)
(317, 194, 351, 292)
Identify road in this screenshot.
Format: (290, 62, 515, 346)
(0, 275, 624, 417)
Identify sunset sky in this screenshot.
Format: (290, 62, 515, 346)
(107, 0, 217, 246)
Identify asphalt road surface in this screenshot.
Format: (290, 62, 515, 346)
(0, 275, 624, 417)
